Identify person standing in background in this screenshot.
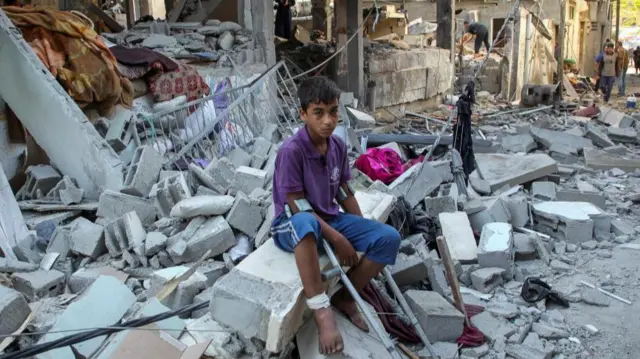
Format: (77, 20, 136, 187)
(275, 0, 295, 40)
(616, 41, 629, 96)
(598, 43, 620, 103)
(463, 21, 490, 56)
(634, 46, 640, 75)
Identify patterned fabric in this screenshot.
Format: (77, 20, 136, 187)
(148, 62, 210, 102)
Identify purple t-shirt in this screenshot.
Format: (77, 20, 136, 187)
(272, 127, 351, 220)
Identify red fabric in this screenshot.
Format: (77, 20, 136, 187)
(360, 284, 421, 344)
(148, 62, 210, 102)
(457, 304, 486, 347)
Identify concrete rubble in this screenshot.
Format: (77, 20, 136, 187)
(2, 9, 640, 358)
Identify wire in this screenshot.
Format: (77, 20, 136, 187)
(0, 301, 208, 359)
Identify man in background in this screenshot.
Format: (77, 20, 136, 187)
(616, 41, 629, 96)
(463, 21, 490, 57)
(275, 0, 295, 40)
(597, 43, 620, 103)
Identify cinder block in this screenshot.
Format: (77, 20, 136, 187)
(36, 276, 136, 359)
(122, 145, 165, 197)
(227, 147, 252, 168)
(205, 158, 236, 193)
(149, 266, 208, 316)
(68, 266, 128, 293)
(424, 196, 456, 218)
(104, 211, 147, 259)
(16, 165, 61, 200)
(388, 253, 428, 287)
(468, 197, 512, 232)
(531, 181, 557, 200)
(389, 162, 442, 208)
(477, 223, 514, 277)
(144, 231, 168, 257)
(470, 267, 505, 293)
(46, 226, 73, 260)
(404, 290, 465, 343)
(226, 192, 264, 236)
(196, 260, 227, 286)
(104, 107, 133, 152)
(45, 176, 84, 205)
(69, 217, 106, 259)
(253, 136, 273, 155)
(97, 190, 157, 226)
(471, 311, 518, 343)
(0, 286, 31, 335)
(149, 173, 192, 218)
(532, 201, 604, 243)
(183, 216, 236, 262)
(503, 193, 530, 227)
(233, 166, 267, 194)
(12, 269, 65, 300)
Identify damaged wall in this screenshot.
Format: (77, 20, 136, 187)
(366, 48, 452, 108)
(0, 10, 124, 199)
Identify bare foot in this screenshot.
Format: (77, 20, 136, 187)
(331, 291, 370, 332)
(314, 308, 344, 355)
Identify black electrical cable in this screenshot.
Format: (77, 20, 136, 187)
(0, 301, 210, 359)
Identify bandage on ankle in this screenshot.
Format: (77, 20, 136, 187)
(306, 293, 331, 310)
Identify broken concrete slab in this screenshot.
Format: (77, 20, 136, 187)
(389, 162, 442, 208)
(227, 147, 252, 168)
(611, 219, 635, 236)
(181, 216, 236, 263)
(97, 190, 157, 226)
(607, 126, 638, 143)
(149, 266, 208, 314)
(468, 196, 512, 232)
(530, 127, 593, 153)
(0, 257, 38, 273)
(0, 285, 31, 335)
(255, 203, 275, 248)
(13, 269, 65, 300)
(500, 133, 536, 153)
(584, 127, 615, 148)
(513, 233, 537, 261)
(438, 212, 478, 262)
(531, 181, 556, 201)
(471, 310, 518, 343)
(478, 223, 514, 276)
(0, 164, 30, 259)
(424, 195, 457, 218)
(475, 153, 558, 192)
(405, 290, 465, 342)
(555, 189, 606, 209)
(68, 266, 128, 293)
(598, 107, 635, 128)
(37, 276, 136, 359)
(502, 193, 530, 227)
(69, 217, 106, 259)
(355, 190, 397, 222)
(531, 201, 608, 243)
(0, 12, 123, 198)
(584, 148, 640, 172)
(186, 313, 244, 358)
(204, 158, 235, 194)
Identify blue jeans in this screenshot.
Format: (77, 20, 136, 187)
(270, 212, 401, 265)
(600, 76, 615, 102)
(618, 72, 627, 96)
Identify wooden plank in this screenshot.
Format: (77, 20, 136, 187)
(436, 235, 470, 326)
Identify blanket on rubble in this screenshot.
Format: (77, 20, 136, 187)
(4, 7, 133, 115)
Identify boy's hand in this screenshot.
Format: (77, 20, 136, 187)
(326, 231, 358, 267)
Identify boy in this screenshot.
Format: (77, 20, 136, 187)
(597, 43, 620, 103)
(270, 77, 401, 355)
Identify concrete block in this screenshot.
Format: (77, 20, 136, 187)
(149, 173, 191, 218)
(252, 137, 273, 157)
(297, 308, 389, 359)
(0, 13, 123, 198)
(501, 134, 536, 153)
(149, 266, 207, 314)
(145, 231, 168, 257)
(196, 261, 227, 286)
(584, 147, 640, 172)
(104, 211, 147, 258)
(233, 166, 267, 194)
(192, 287, 214, 318)
(532, 201, 608, 243)
(46, 225, 73, 259)
(513, 233, 536, 260)
(438, 212, 477, 262)
(226, 192, 263, 236)
(389, 162, 442, 208)
(104, 106, 132, 152)
(189, 163, 225, 194)
(255, 202, 275, 248)
(204, 158, 236, 193)
(404, 290, 465, 342)
(36, 276, 136, 359)
(470, 267, 505, 293)
(227, 147, 252, 168)
(503, 193, 530, 227)
(12, 269, 65, 300)
(355, 190, 397, 222)
(388, 253, 428, 287)
(45, 176, 84, 205)
(121, 146, 164, 197)
(607, 126, 637, 143)
(611, 219, 634, 236)
(478, 223, 514, 276)
(419, 342, 459, 358)
(531, 181, 556, 200)
(505, 344, 552, 359)
(468, 197, 512, 232)
(69, 217, 106, 259)
(431, 159, 454, 182)
(475, 153, 558, 192)
(170, 195, 235, 218)
(97, 190, 156, 226)
(186, 313, 245, 358)
(470, 310, 517, 343)
(555, 189, 606, 209)
(0, 285, 31, 335)
(530, 127, 593, 153)
(183, 216, 236, 262)
(584, 127, 615, 148)
(16, 165, 61, 200)
(424, 196, 457, 218)
(68, 266, 128, 293)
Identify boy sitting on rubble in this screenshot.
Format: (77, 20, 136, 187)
(270, 76, 401, 354)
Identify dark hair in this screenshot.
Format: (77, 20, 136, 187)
(463, 21, 469, 25)
(297, 76, 341, 111)
(606, 42, 614, 48)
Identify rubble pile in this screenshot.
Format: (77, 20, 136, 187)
(103, 19, 263, 67)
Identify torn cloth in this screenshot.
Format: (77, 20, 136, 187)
(4, 7, 133, 115)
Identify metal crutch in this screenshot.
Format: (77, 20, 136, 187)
(320, 239, 404, 359)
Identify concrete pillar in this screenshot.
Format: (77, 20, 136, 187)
(335, 0, 364, 100)
(311, 0, 332, 40)
(436, 0, 453, 50)
(238, 0, 276, 66)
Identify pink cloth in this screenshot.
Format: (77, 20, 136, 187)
(354, 148, 406, 184)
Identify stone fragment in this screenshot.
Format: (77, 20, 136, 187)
(555, 189, 606, 209)
(532, 201, 608, 243)
(104, 211, 146, 258)
(227, 147, 252, 168)
(218, 31, 235, 50)
(388, 253, 428, 287)
(187, 313, 244, 357)
(550, 260, 572, 273)
(424, 196, 456, 217)
(12, 269, 65, 300)
(607, 126, 637, 143)
(501, 134, 536, 153)
(474, 153, 558, 191)
(0, 257, 38, 273)
(468, 197, 512, 232)
(503, 193, 530, 227)
(584, 127, 615, 148)
(470, 267, 505, 293)
(581, 288, 610, 307)
(122, 145, 164, 197)
(149, 266, 208, 314)
(477, 223, 514, 276)
(505, 344, 552, 359)
(149, 173, 191, 218)
(584, 147, 640, 172)
(471, 311, 517, 342)
(97, 190, 156, 226)
(438, 212, 477, 262)
(404, 290, 465, 343)
(513, 233, 536, 260)
(487, 302, 519, 319)
(388, 162, 442, 208)
(0, 286, 31, 335)
(233, 166, 267, 194)
(69, 217, 105, 259)
(68, 266, 128, 293)
(581, 240, 598, 250)
(611, 219, 634, 236)
(531, 181, 556, 200)
(182, 216, 236, 263)
(460, 343, 490, 357)
(470, 176, 492, 195)
(142, 34, 178, 48)
(226, 192, 263, 236)
(144, 231, 168, 257)
(255, 203, 275, 248)
(45, 176, 84, 205)
(532, 322, 569, 339)
(530, 127, 593, 153)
